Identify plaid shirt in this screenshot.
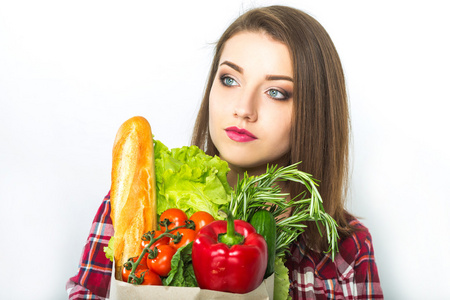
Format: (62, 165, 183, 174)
(66, 193, 113, 299)
(67, 194, 383, 299)
(286, 219, 383, 299)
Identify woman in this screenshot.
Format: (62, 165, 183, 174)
(192, 6, 382, 299)
(67, 5, 382, 299)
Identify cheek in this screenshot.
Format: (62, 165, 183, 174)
(277, 119, 292, 152)
(208, 94, 222, 142)
(208, 97, 219, 131)
(267, 105, 292, 140)
(268, 107, 293, 156)
(208, 82, 228, 129)
(282, 112, 293, 141)
(208, 83, 219, 118)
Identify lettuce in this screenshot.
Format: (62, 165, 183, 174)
(274, 257, 291, 300)
(104, 237, 114, 262)
(153, 140, 232, 219)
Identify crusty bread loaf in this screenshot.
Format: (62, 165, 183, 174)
(110, 116, 157, 279)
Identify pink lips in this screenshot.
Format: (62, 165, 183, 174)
(225, 126, 257, 142)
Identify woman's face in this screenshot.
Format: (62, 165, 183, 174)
(209, 31, 293, 171)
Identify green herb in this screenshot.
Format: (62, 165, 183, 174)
(228, 162, 339, 260)
(163, 242, 198, 287)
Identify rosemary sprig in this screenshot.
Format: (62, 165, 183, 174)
(228, 162, 339, 260)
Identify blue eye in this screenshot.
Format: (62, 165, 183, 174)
(221, 76, 238, 87)
(267, 89, 288, 100)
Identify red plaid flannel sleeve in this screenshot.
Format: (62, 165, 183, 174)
(286, 218, 383, 299)
(66, 193, 114, 299)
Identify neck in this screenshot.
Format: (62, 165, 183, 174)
(226, 164, 266, 188)
(226, 153, 291, 189)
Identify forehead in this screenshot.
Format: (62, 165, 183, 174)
(219, 31, 293, 77)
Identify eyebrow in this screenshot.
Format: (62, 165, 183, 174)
(220, 61, 243, 73)
(220, 60, 293, 82)
(265, 75, 293, 82)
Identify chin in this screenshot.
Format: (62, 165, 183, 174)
(225, 151, 290, 173)
(220, 153, 252, 168)
(222, 154, 269, 172)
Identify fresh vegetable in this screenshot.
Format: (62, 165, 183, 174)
(189, 211, 215, 233)
(250, 209, 277, 278)
(163, 242, 198, 287)
(273, 257, 291, 300)
(124, 216, 195, 285)
(228, 162, 339, 260)
(169, 228, 196, 250)
(104, 236, 114, 262)
(153, 140, 232, 219)
(107, 208, 214, 286)
(227, 163, 339, 298)
(192, 210, 268, 294)
(147, 244, 177, 277)
(134, 269, 163, 285)
(160, 208, 188, 231)
(141, 230, 170, 250)
(122, 256, 148, 283)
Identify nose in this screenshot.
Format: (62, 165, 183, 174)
(233, 89, 258, 122)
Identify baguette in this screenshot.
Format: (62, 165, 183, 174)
(110, 116, 157, 280)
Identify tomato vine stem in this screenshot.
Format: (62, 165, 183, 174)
(127, 218, 195, 284)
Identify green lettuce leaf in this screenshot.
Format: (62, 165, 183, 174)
(103, 237, 114, 262)
(274, 256, 291, 300)
(154, 140, 232, 219)
(162, 242, 198, 287)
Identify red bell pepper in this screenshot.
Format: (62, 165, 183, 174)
(191, 211, 268, 294)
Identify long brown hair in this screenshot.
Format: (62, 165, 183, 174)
(191, 5, 354, 251)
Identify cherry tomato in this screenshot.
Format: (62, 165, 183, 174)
(160, 208, 188, 231)
(147, 244, 177, 277)
(169, 228, 196, 250)
(189, 211, 215, 233)
(133, 268, 162, 285)
(141, 230, 170, 250)
(121, 256, 148, 283)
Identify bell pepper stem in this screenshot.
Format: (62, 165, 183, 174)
(218, 210, 244, 246)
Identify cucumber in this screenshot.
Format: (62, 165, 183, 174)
(250, 209, 276, 278)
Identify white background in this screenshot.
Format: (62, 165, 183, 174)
(1, 1, 449, 299)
